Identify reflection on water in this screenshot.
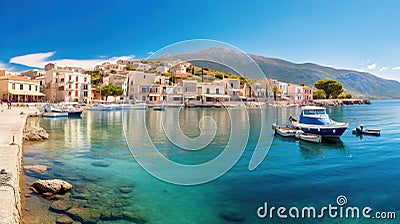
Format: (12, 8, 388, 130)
(22, 101, 400, 224)
(298, 139, 345, 159)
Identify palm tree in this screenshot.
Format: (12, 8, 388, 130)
(272, 86, 282, 102)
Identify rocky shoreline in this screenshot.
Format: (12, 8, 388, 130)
(311, 99, 371, 107)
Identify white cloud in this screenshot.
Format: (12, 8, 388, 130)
(367, 63, 377, 70)
(9, 52, 135, 69)
(392, 66, 400, 71)
(10, 52, 55, 68)
(147, 51, 155, 55)
(379, 66, 388, 72)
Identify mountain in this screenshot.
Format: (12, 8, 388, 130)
(159, 46, 400, 99)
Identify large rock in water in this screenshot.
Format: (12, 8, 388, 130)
(50, 200, 73, 213)
(23, 126, 49, 141)
(30, 179, 72, 195)
(66, 207, 100, 224)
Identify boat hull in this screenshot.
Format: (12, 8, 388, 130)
(295, 130, 322, 143)
(68, 110, 83, 117)
(275, 128, 296, 137)
(43, 112, 68, 118)
(292, 122, 348, 137)
(352, 128, 381, 136)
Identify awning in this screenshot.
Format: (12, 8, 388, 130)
(9, 90, 45, 96)
(202, 94, 231, 98)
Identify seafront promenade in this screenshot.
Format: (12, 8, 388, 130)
(0, 104, 38, 224)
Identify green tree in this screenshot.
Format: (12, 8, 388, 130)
(215, 73, 223, 80)
(96, 84, 124, 101)
(313, 89, 326, 99)
(314, 79, 343, 99)
(84, 70, 102, 86)
(126, 65, 135, 71)
(338, 93, 353, 99)
(272, 86, 282, 101)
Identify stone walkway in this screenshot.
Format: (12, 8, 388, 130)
(0, 104, 39, 224)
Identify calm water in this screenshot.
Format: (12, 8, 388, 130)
(22, 100, 400, 223)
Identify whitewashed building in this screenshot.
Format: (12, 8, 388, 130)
(44, 64, 91, 103)
(0, 76, 45, 102)
(223, 79, 241, 101)
(288, 84, 303, 101)
(124, 71, 157, 102)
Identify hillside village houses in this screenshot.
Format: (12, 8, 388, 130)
(0, 59, 314, 104)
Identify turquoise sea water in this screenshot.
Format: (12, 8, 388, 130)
(22, 100, 400, 223)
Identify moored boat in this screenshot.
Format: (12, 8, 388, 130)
(272, 124, 297, 137)
(352, 125, 381, 136)
(290, 106, 348, 138)
(43, 103, 83, 117)
(295, 130, 322, 143)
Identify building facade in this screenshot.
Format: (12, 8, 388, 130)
(44, 64, 92, 103)
(0, 76, 45, 102)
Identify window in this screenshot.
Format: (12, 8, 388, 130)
(141, 87, 147, 93)
(231, 83, 234, 88)
(84, 77, 87, 82)
(76, 77, 79, 82)
(206, 88, 210, 94)
(29, 85, 32, 91)
(12, 83, 15, 90)
(75, 91, 78, 97)
(20, 84, 23, 90)
(75, 83, 78, 89)
(83, 91, 88, 97)
(35, 86, 38, 91)
(216, 88, 219, 94)
(69, 76, 72, 81)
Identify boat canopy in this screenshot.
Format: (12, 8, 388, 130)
(299, 107, 336, 125)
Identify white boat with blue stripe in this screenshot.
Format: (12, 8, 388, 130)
(289, 106, 348, 138)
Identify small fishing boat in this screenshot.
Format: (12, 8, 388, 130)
(153, 106, 166, 111)
(272, 124, 297, 137)
(43, 112, 68, 118)
(352, 125, 381, 136)
(290, 106, 348, 138)
(43, 103, 83, 117)
(295, 130, 322, 143)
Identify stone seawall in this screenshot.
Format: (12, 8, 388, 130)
(311, 99, 371, 107)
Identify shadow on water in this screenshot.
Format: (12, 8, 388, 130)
(298, 138, 345, 159)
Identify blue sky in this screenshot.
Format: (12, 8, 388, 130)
(1, 0, 400, 81)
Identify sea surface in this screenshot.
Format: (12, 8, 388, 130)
(22, 100, 400, 223)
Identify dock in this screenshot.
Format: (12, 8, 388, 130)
(0, 105, 39, 224)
